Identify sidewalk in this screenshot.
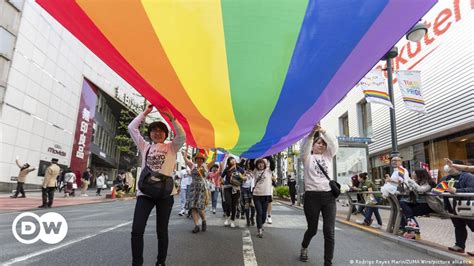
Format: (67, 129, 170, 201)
(276, 197, 474, 263)
(0, 189, 122, 213)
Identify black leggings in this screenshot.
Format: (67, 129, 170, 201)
(131, 195, 174, 265)
(302, 191, 336, 266)
(224, 187, 240, 221)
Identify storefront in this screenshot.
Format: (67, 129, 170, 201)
(370, 128, 474, 182)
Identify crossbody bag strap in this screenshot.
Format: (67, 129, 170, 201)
(255, 171, 265, 185)
(144, 146, 152, 168)
(315, 160, 331, 182)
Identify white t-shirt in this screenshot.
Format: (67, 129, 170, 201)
(179, 169, 192, 189)
(300, 130, 338, 192)
(128, 112, 186, 196)
(252, 169, 273, 196)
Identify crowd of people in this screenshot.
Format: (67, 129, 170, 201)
(8, 102, 472, 266)
(9, 156, 137, 208)
(126, 104, 342, 266)
(348, 157, 474, 256)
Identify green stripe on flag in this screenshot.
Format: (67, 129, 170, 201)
(221, 0, 309, 155)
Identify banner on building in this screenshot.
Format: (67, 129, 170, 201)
(70, 80, 98, 175)
(357, 70, 393, 108)
(396, 70, 426, 113)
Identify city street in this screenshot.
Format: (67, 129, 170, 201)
(0, 199, 449, 266)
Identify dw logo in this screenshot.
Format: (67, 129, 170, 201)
(12, 212, 68, 244)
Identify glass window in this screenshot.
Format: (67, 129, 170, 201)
(339, 113, 349, 137)
(0, 27, 15, 59)
(357, 100, 372, 137)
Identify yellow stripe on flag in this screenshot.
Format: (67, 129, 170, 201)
(141, 0, 239, 149)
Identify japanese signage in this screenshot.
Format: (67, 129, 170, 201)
(114, 87, 144, 114)
(70, 80, 98, 174)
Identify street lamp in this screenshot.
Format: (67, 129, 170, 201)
(383, 22, 427, 160)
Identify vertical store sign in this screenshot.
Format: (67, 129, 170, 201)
(70, 80, 98, 174)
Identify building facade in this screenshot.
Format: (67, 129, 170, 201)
(320, 0, 474, 184)
(0, 0, 150, 191)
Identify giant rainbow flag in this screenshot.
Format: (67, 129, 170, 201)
(36, 0, 436, 158)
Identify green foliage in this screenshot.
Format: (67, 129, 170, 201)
(114, 109, 147, 170)
(275, 185, 290, 198)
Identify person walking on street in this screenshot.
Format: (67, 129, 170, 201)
(63, 168, 76, 197)
(299, 124, 338, 265)
(252, 158, 276, 238)
(207, 153, 225, 215)
(81, 168, 92, 196)
(288, 174, 297, 206)
(11, 157, 35, 198)
(222, 155, 246, 228)
(96, 172, 106, 196)
(128, 103, 186, 266)
(178, 167, 191, 216)
(355, 173, 383, 229)
(241, 160, 256, 227)
(183, 150, 210, 233)
(38, 158, 60, 208)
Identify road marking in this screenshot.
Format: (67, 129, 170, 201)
(3, 220, 133, 265)
(242, 228, 258, 266)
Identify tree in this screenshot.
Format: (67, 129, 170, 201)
(115, 109, 146, 171)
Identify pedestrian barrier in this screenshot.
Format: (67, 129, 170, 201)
(345, 191, 474, 236)
(345, 191, 400, 234)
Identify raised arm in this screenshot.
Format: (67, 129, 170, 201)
(181, 150, 194, 169)
(320, 128, 338, 158)
(265, 156, 276, 172)
(406, 178, 432, 193)
(161, 109, 186, 153)
(128, 104, 153, 152)
(300, 125, 317, 162)
(15, 158, 22, 168)
(207, 151, 217, 170)
(446, 158, 474, 173)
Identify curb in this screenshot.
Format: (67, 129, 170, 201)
(275, 199, 474, 265)
(0, 198, 119, 214)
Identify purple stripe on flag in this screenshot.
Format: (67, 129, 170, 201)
(262, 0, 437, 157)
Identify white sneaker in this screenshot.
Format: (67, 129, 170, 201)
(82, 194, 88, 197)
(371, 224, 382, 229)
(230, 221, 236, 228)
(267, 217, 272, 224)
(356, 220, 364, 225)
(224, 217, 230, 227)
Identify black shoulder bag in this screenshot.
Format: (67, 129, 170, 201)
(138, 147, 174, 200)
(315, 160, 341, 198)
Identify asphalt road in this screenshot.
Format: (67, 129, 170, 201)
(0, 197, 448, 266)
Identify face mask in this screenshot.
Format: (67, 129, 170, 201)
(443, 165, 450, 173)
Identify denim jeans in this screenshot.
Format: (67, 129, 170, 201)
(211, 190, 219, 209)
(364, 198, 383, 225)
(180, 188, 187, 211)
